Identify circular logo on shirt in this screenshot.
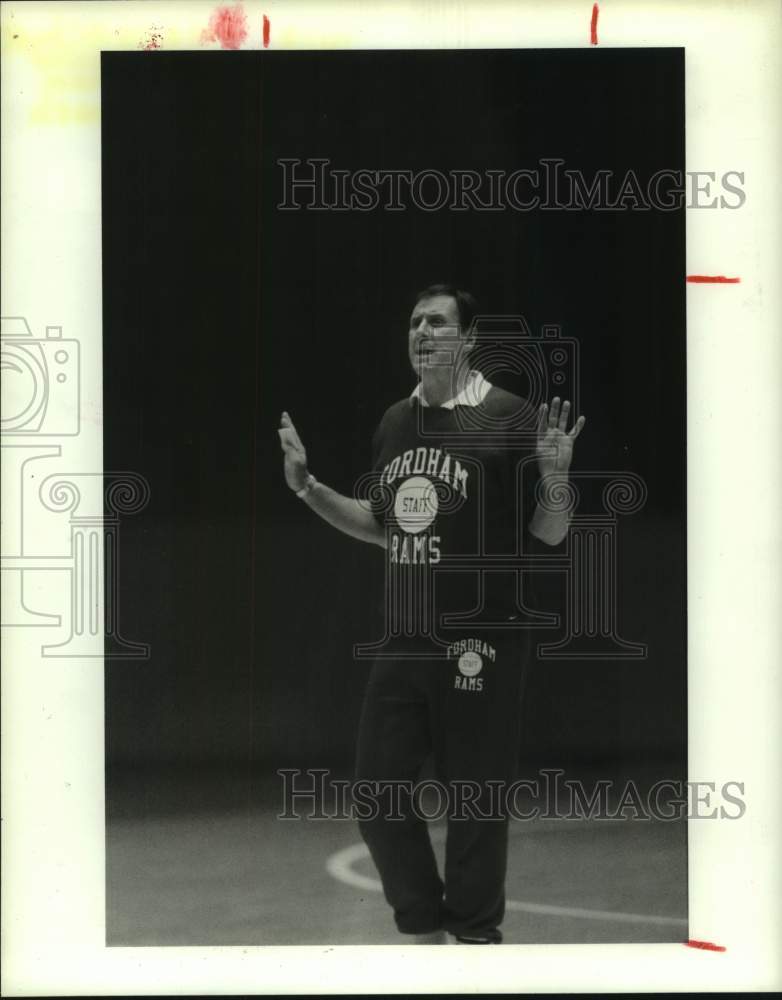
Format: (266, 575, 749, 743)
(458, 651, 483, 677)
(393, 476, 439, 534)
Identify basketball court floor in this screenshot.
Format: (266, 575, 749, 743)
(107, 768, 687, 946)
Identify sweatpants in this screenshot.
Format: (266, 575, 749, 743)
(354, 631, 530, 940)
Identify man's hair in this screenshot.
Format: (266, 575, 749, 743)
(414, 283, 480, 339)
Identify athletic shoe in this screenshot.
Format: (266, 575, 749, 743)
(453, 929, 503, 944)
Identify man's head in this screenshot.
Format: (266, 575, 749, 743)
(408, 284, 479, 379)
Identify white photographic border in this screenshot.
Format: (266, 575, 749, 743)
(2, 0, 780, 993)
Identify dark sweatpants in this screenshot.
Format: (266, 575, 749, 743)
(354, 632, 529, 940)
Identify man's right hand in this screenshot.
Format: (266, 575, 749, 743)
(276, 410, 386, 548)
(278, 411, 309, 492)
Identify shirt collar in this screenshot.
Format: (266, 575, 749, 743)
(410, 370, 492, 410)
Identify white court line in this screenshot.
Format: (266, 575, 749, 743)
(325, 841, 688, 928)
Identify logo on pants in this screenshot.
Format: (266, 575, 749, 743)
(451, 640, 495, 693)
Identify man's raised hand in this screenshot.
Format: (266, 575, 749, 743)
(278, 411, 309, 492)
(536, 397, 586, 476)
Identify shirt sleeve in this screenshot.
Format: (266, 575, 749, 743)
(367, 416, 390, 525)
(523, 458, 568, 554)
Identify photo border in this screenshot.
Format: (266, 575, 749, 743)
(2, 0, 780, 994)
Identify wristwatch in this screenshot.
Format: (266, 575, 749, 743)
(295, 474, 318, 499)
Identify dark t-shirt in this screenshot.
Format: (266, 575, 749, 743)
(368, 385, 543, 633)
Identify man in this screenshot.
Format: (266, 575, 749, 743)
(278, 284, 585, 944)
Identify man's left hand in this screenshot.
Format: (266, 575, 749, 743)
(536, 397, 586, 476)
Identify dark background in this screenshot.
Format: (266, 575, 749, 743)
(103, 50, 686, 804)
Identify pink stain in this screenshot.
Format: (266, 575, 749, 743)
(590, 3, 599, 45)
(263, 14, 271, 48)
(201, 3, 249, 50)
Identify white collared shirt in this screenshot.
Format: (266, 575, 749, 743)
(410, 369, 492, 410)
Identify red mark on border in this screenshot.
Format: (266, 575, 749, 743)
(139, 25, 163, 50)
(685, 939, 727, 952)
(686, 275, 741, 284)
(201, 3, 249, 50)
(263, 14, 270, 48)
(590, 3, 599, 45)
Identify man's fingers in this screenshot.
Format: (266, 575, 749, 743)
(548, 396, 561, 428)
(568, 415, 586, 439)
(280, 411, 304, 451)
(278, 427, 304, 454)
(537, 403, 548, 435)
(557, 399, 571, 432)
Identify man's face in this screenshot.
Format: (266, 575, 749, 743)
(408, 294, 467, 377)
